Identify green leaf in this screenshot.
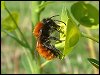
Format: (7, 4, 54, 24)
(2, 12, 19, 32)
(1, 1, 5, 9)
(63, 10, 80, 56)
(55, 7, 68, 59)
(88, 58, 99, 69)
(71, 1, 99, 29)
(55, 7, 80, 58)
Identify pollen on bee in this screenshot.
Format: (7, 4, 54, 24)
(47, 50, 51, 54)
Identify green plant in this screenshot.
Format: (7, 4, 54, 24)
(1, 1, 99, 74)
(70, 2, 99, 71)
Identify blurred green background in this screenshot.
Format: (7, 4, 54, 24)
(1, 1, 99, 74)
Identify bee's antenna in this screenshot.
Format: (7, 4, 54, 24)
(53, 20, 66, 26)
(50, 15, 59, 19)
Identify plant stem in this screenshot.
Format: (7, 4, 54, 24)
(77, 24, 80, 27)
(31, 1, 40, 56)
(84, 28, 98, 74)
(81, 32, 99, 43)
(31, 1, 41, 71)
(5, 5, 32, 51)
(3, 30, 27, 48)
(40, 61, 51, 69)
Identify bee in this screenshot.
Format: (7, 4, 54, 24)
(33, 15, 66, 60)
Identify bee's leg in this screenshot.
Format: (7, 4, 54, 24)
(48, 36, 64, 43)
